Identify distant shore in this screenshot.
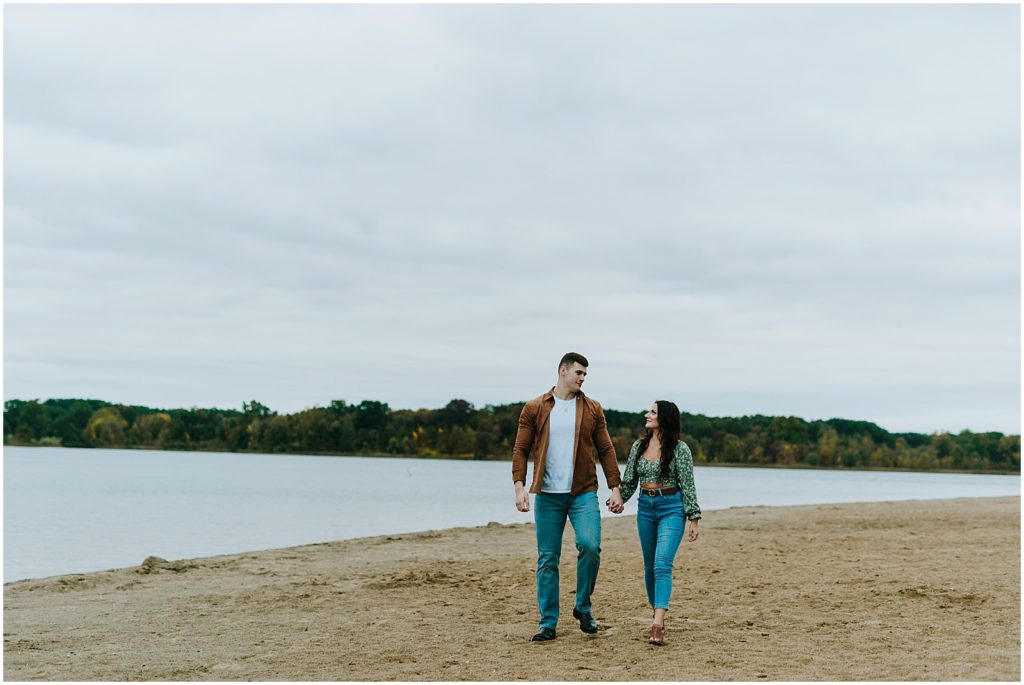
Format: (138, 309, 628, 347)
(4, 496, 1019, 681)
(7, 398, 1018, 473)
(5, 443, 1020, 476)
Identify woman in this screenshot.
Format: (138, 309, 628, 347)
(608, 400, 701, 645)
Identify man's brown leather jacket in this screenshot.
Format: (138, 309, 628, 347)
(511, 388, 622, 495)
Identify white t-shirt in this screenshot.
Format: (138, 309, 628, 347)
(541, 395, 577, 493)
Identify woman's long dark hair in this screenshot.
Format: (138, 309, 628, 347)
(638, 400, 681, 482)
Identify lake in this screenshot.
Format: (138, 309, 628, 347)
(4, 446, 1019, 581)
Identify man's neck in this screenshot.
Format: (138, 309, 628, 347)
(552, 385, 577, 401)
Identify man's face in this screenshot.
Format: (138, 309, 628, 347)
(559, 362, 588, 392)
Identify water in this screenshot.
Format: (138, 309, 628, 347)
(4, 446, 1019, 582)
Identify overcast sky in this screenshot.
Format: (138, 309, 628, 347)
(4, 4, 1020, 434)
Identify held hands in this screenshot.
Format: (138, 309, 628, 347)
(606, 488, 624, 514)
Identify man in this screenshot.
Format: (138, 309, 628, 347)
(512, 352, 624, 642)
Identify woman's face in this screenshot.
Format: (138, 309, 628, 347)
(644, 404, 659, 431)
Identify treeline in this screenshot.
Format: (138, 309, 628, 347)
(3, 397, 1020, 473)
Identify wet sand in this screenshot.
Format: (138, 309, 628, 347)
(3, 496, 1019, 681)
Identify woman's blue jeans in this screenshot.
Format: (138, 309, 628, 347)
(534, 491, 601, 629)
(636, 492, 686, 610)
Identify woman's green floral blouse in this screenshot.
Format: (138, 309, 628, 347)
(620, 439, 702, 520)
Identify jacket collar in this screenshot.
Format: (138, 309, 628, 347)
(543, 387, 586, 403)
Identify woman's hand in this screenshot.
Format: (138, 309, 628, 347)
(687, 519, 700, 542)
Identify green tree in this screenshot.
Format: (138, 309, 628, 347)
(258, 415, 293, 452)
(292, 408, 330, 452)
(56, 400, 95, 446)
(439, 399, 474, 428)
(11, 400, 49, 441)
(354, 400, 390, 451)
(722, 434, 745, 463)
(244, 400, 272, 418)
(768, 416, 810, 444)
(355, 400, 390, 432)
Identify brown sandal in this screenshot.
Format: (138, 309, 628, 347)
(649, 623, 664, 645)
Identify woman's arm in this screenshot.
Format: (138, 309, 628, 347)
(675, 441, 701, 521)
(618, 440, 642, 503)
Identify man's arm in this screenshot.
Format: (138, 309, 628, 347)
(512, 402, 536, 512)
(592, 401, 622, 489)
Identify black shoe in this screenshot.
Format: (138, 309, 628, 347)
(531, 627, 557, 642)
(573, 607, 599, 634)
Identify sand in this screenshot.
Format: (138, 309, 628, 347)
(3, 496, 1019, 681)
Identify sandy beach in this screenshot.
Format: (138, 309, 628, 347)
(3, 496, 1019, 681)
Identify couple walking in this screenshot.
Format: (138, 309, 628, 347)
(511, 352, 701, 646)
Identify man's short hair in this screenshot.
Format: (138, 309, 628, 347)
(559, 352, 589, 370)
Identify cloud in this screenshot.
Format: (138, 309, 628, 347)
(4, 4, 1019, 433)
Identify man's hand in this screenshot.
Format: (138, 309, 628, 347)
(514, 482, 530, 512)
(606, 487, 624, 514)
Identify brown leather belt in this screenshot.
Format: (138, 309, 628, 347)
(640, 486, 679, 497)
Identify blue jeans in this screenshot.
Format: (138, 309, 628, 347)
(534, 491, 601, 629)
(636, 492, 686, 610)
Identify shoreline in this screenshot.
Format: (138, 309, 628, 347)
(5, 493, 1020, 586)
(4, 495, 1019, 681)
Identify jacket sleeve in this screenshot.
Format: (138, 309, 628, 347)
(674, 441, 701, 520)
(511, 402, 536, 486)
(591, 401, 622, 489)
(619, 439, 641, 503)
